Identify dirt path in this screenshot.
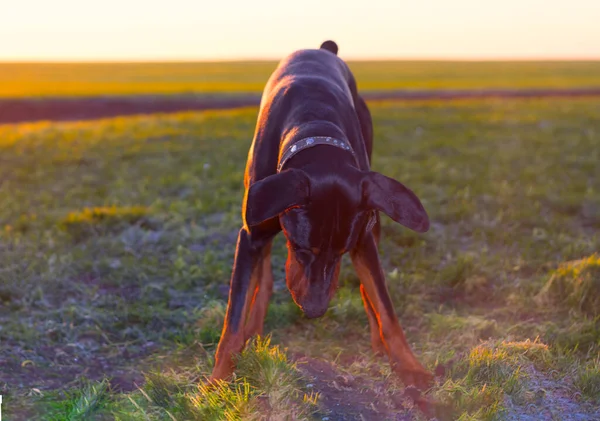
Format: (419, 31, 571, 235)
(294, 355, 424, 421)
(2, 87, 600, 124)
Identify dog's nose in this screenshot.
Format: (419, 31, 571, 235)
(287, 256, 340, 319)
(299, 299, 329, 319)
(293, 280, 332, 319)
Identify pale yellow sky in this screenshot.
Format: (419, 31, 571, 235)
(1, 0, 600, 60)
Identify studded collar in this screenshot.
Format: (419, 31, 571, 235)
(277, 136, 357, 173)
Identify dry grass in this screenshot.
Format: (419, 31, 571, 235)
(537, 254, 600, 316)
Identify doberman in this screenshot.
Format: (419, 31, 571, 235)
(210, 40, 434, 391)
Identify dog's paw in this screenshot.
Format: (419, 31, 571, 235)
(403, 387, 454, 421)
(397, 367, 434, 392)
(208, 365, 234, 384)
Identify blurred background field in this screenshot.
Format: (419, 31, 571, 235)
(2, 60, 600, 97)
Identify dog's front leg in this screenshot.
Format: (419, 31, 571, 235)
(243, 240, 274, 339)
(359, 284, 386, 355)
(210, 228, 271, 381)
(351, 231, 433, 391)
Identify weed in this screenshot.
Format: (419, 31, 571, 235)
(265, 300, 303, 330)
(427, 312, 500, 343)
(573, 357, 600, 403)
(189, 380, 256, 421)
(537, 254, 600, 316)
(499, 338, 553, 370)
(46, 379, 111, 421)
(543, 317, 600, 353)
(186, 337, 317, 421)
(144, 372, 183, 409)
(437, 254, 475, 289)
(434, 379, 504, 421)
(236, 336, 302, 404)
(432, 340, 534, 419)
(196, 300, 227, 347)
(465, 343, 527, 397)
(60, 206, 152, 241)
(327, 286, 367, 324)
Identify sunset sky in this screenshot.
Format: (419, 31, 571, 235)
(2, 0, 599, 61)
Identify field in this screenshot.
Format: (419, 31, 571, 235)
(2, 61, 600, 97)
(1, 62, 600, 420)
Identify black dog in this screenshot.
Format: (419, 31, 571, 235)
(211, 41, 433, 390)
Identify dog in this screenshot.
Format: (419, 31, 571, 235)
(210, 40, 433, 391)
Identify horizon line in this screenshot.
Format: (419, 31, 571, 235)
(2, 56, 600, 64)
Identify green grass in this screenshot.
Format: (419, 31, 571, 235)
(34, 338, 317, 421)
(537, 254, 600, 316)
(45, 379, 112, 421)
(574, 357, 600, 403)
(1, 60, 600, 97)
(118, 336, 318, 421)
(434, 341, 529, 421)
(1, 98, 600, 419)
(60, 206, 153, 241)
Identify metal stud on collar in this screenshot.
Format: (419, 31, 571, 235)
(277, 136, 357, 172)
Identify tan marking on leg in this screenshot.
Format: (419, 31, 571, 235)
(352, 233, 433, 390)
(244, 242, 274, 339)
(360, 284, 385, 356)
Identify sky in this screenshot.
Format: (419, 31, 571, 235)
(1, 0, 600, 61)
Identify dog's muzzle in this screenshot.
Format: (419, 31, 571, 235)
(287, 257, 340, 319)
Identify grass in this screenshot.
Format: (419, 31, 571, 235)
(35, 338, 317, 421)
(432, 340, 532, 420)
(133, 336, 317, 421)
(537, 254, 600, 316)
(45, 379, 111, 421)
(1, 61, 600, 97)
(1, 98, 600, 419)
(60, 206, 153, 241)
(574, 357, 600, 403)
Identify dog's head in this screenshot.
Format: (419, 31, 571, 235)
(244, 167, 429, 318)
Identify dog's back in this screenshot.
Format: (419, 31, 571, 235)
(246, 41, 372, 186)
(263, 46, 354, 107)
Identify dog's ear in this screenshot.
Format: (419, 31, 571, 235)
(244, 169, 310, 227)
(320, 40, 338, 55)
(360, 171, 429, 233)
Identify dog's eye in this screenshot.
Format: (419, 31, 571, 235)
(294, 248, 315, 264)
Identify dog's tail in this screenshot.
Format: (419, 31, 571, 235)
(320, 40, 338, 55)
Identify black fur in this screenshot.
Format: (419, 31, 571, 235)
(320, 40, 339, 55)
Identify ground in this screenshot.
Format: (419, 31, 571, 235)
(1, 85, 599, 419)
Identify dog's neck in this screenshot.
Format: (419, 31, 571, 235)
(277, 135, 357, 173)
